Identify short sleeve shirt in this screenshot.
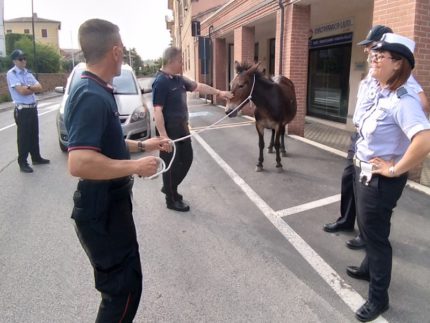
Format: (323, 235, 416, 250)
(353, 71, 424, 127)
(152, 70, 197, 124)
(6, 66, 39, 104)
(64, 71, 129, 160)
(356, 85, 430, 163)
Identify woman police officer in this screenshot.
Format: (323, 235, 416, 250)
(347, 33, 430, 322)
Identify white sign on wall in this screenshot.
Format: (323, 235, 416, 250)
(313, 18, 354, 39)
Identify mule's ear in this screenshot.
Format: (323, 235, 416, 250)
(234, 61, 241, 73)
(247, 62, 261, 75)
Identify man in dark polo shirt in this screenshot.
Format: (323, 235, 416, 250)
(153, 46, 232, 212)
(65, 19, 169, 322)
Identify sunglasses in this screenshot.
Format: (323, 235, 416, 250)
(17, 57, 27, 61)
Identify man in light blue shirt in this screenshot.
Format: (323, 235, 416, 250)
(6, 49, 50, 173)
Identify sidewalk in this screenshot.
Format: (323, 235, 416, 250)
(304, 118, 430, 187)
(0, 91, 62, 113)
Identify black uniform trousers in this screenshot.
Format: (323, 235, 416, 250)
(355, 170, 407, 305)
(335, 132, 359, 228)
(71, 177, 142, 323)
(14, 107, 42, 165)
(159, 121, 193, 201)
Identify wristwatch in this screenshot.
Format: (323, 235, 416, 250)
(137, 141, 145, 152)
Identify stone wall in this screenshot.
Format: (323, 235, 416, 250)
(0, 73, 68, 98)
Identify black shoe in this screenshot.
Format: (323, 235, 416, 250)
(346, 266, 370, 281)
(161, 186, 183, 201)
(346, 235, 366, 250)
(19, 163, 34, 173)
(323, 221, 354, 233)
(32, 157, 50, 165)
(166, 200, 190, 212)
(355, 301, 389, 322)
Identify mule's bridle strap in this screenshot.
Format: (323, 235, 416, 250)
(230, 73, 256, 114)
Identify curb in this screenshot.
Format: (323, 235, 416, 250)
(0, 92, 63, 114)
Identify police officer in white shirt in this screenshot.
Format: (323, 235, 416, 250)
(347, 33, 430, 322)
(6, 49, 50, 173)
(324, 25, 429, 253)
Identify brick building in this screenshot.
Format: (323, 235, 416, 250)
(167, 0, 430, 136)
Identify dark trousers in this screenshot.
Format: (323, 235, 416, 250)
(71, 177, 142, 322)
(355, 170, 407, 305)
(159, 121, 193, 201)
(336, 132, 359, 228)
(14, 107, 41, 165)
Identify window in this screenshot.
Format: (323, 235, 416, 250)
(6, 29, 12, 33)
(269, 38, 275, 76)
(307, 42, 352, 123)
(187, 45, 190, 70)
(41, 29, 48, 38)
(24, 29, 30, 34)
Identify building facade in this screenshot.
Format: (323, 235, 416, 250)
(4, 13, 61, 51)
(167, 0, 430, 136)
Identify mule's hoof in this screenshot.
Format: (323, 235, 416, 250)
(267, 148, 274, 154)
(281, 152, 287, 157)
(255, 166, 263, 172)
(276, 165, 283, 173)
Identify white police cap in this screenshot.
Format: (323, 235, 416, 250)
(372, 33, 416, 68)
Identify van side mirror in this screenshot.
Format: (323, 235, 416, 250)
(142, 88, 152, 94)
(55, 86, 65, 94)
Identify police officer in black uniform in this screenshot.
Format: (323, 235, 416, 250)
(6, 49, 50, 173)
(65, 19, 169, 322)
(152, 47, 232, 212)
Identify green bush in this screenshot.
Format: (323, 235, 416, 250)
(0, 93, 11, 103)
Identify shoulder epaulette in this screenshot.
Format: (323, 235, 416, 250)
(397, 86, 408, 98)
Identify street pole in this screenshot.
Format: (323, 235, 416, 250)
(70, 31, 75, 68)
(31, 0, 37, 77)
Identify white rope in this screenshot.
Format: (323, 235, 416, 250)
(145, 74, 256, 180)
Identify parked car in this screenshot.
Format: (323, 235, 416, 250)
(55, 63, 152, 152)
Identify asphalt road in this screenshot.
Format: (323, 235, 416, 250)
(0, 96, 429, 323)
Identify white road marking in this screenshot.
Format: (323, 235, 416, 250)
(189, 111, 210, 117)
(194, 132, 388, 323)
(290, 134, 347, 158)
(276, 194, 341, 217)
(0, 105, 58, 133)
(191, 121, 253, 131)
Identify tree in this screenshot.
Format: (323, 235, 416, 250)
(0, 33, 61, 73)
(123, 47, 145, 75)
(141, 58, 162, 76)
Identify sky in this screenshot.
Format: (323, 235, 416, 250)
(4, 0, 172, 60)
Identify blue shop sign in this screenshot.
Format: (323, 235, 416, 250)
(310, 33, 353, 49)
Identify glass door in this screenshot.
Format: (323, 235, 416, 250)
(307, 43, 351, 123)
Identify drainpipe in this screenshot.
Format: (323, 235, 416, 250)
(278, 0, 285, 75)
(278, 0, 302, 75)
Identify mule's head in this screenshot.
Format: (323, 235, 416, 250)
(226, 61, 261, 117)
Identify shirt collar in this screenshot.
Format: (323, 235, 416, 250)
(81, 71, 114, 93)
(13, 65, 27, 74)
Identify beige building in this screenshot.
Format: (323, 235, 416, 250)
(5, 13, 61, 51)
